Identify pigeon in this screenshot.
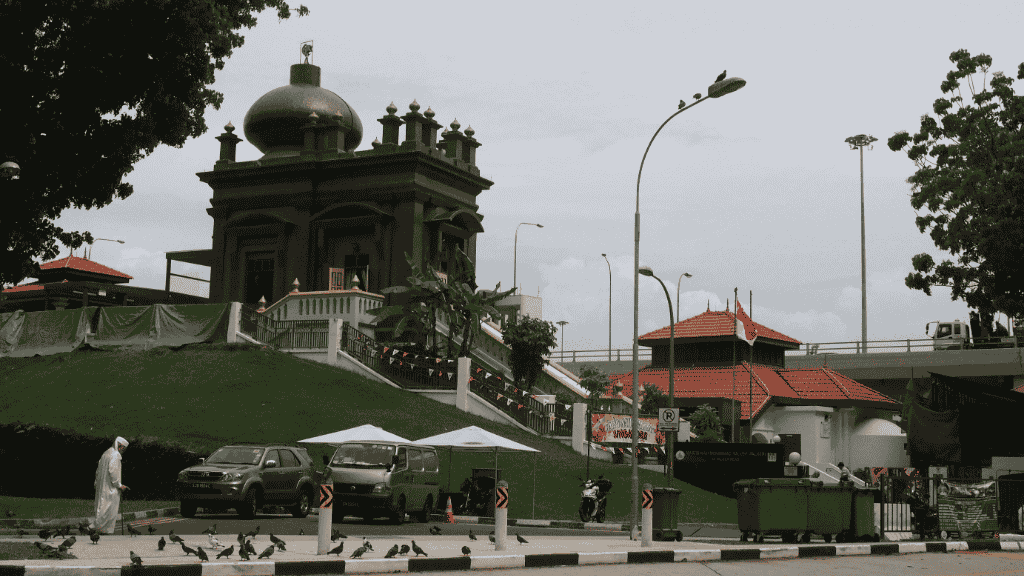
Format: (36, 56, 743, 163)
(327, 542, 344, 556)
(237, 533, 245, 547)
(361, 538, 373, 552)
(468, 529, 476, 541)
(208, 534, 222, 548)
(216, 545, 234, 559)
(201, 524, 217, 535)
(716, 70, 727, 82)
(258, 545, 275, 560)
(91, 531, 101, 544)
(39, 529, 52, 540)
(245, 539, 257, 556)
(516, 533, 528, 545)
(180, 542, 197, 556)
(679, 100, 686, 109)
(127, 523, 142, 537)
(399, 544, 410, 555)
(157, 537, 166, 551)
(429, 525, 441, 535)
(269, 534, 284, 547)
(245, 525, 260, 539)
(349, 545, 366, 559)
(59, 536, 76, 549)
(78, 523, 91, 536)
(298, 529, 304, 536)
(130, 551, 143, 567)
(196, 546, 209, 562)
(462, 545, 471, 556)
(487, 533, 495, 543)
(238, 545, 251, 561)
(276, 541, 287, 552)
(168, 531, 184, 544)
(331, 528, 346, 541)
(35, 542, 56, 552)
(147, 525, 156, 535)
(384, 544, 399, 558)
(411, 540, 427, 557)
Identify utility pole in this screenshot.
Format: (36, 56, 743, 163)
(845, 134, 877, 354)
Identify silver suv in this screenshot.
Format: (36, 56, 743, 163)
(175, 444, 319, 519)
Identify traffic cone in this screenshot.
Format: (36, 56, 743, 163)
(446, 496, 455, 524)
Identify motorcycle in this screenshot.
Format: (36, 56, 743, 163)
(578, 478, 607, 523)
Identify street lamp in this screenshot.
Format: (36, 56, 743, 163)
(845, 134, 877, 354)
(556, 320, 569, 361)
(513, 223, 543, 295)
(87, 238, 125, 261)
(639, 266, 675, 485)
(602, 254, 612, 361)
(676, 272, 692, 316)
(631, 74, 746, 539)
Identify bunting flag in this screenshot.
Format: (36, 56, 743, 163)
(485, 372, 492, 379)
(408, 363, 415, 370)
(517, 404, 523, 409)
(436, 358, 442, 364)
(564, 404, 571, 411)
(560, 419, 567, 425)
(497, 394, 503, 400)
(429, 369, 435, 376)
(383, 347, 390, 354)
(468, 377, 475, 383)
(403, 352, 409, 357)
(448, 372, 454, 380)
(506, 398, 512, 406)
(476, 367, 483, 373)
(389, 357, 395, 365)
(392, 349, 399, 356)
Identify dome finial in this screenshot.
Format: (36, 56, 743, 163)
(372, 137, 381, 148)
(424, 107, 435, 119)
(409, 99, 421, 112)
(224, 121, 235, 133)
(450, 118, 461, 132)
(464, 125, 474, 137)
(386, 101, 398, 115)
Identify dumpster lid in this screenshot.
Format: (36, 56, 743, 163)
(651, 487, 681, 494)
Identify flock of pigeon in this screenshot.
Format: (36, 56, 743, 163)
(29, 520, 532, 565)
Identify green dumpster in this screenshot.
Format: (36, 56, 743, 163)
(806, 482, 851, 543)
(733, 478, 811, 543)
(651, 487, 682, 541)
(848, 487, 879, 542)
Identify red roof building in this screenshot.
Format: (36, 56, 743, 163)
(37, 255, 133, 283)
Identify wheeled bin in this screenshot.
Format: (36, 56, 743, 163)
(651, 487, 682, 541)
(734, 478, 812, 543)
(806, 482, 851, 543)
(847, 487, 879, 542)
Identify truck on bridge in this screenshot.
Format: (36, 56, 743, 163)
(925, 319, 1017, 351)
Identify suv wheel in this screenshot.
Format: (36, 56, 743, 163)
(292, 489, 311, 518)
(237, 488, 260, 519)
(391, 495, 406, 525)
(180, 501, 198, 519)
(418, 495, 433, 523)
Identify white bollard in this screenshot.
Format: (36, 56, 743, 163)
(317, 468, 333, 554)
(641, 483, 653, 547)
(495, 480, 509, 551)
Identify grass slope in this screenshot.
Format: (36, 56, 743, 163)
(0, 343, 737, 524)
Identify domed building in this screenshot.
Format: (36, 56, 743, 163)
(172, 60, 492, 308)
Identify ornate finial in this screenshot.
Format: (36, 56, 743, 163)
(257, 296, 267, 313)
(386, 101, 398, 115)
(308, 112, 318, 120)
(707, 299, 710, 312)
(371, 137, 381, 148)
(464, 125, 475, 137)
(450, 118, 461, 132)
(224, 121, 235, 133)
(292, 278, 300, 293)
(300, 41, 313, 64)
(409, 99, 420, 112)
(424, 107, 435, 119)
(726, 299, 730, 312)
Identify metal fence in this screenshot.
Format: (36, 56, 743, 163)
(339, 324, 457, 391)
(877, 471, 1024, 539)
(467, 362, 573, 437)
(239, 305, 328, 349)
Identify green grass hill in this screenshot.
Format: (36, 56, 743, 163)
(0, 342, 737, 523)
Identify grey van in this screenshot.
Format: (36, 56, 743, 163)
(328, 441, 441, 524)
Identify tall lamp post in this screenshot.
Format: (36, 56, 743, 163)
(631, 73, 747, 538)
(87, 238, 125, 260)
(602, 254, 612, 361)
(513, 223, 543, 295)
(556, 320, 569, 361)
(639, 265, 675, 484)
(844, 134, 876, 354)
(676, 272, 693, 316)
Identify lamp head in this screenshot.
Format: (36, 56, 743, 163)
(638, 265, 654, 277)
(707, 77, 746, 99)
(535, 224, 544, 228)
(683, 273, 692, 278)
(1, 161, 20, 179)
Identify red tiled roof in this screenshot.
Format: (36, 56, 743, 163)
(39, 255, 132, 280)
(610, 363, 896, 421)
(639, 301, 800, 345)
(1015, 382, 1024, 394)
(2, 284, 45, 293)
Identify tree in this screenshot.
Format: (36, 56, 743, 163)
(502, 315, 557, 390)
(689, 404, 725, 443)
(887, 50, 1024, 321)
(576, 365, 611, 443)
(0, 1, 308, 287)
(640, 384, 670, 415)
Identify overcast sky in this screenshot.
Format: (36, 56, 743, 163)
(50, 0, 1024, 352)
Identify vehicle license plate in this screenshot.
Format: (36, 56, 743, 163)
(192, 483, 210, 489)
(342, 501, 359, 508)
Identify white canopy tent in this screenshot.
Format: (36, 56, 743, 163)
(412, 425, 540, 518)
(298, 424, 411, 445)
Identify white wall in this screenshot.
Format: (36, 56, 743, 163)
(852, 435, 911, 468)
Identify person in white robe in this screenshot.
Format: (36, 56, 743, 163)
(92, 436, 129, 534)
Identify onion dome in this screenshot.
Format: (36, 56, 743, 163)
(243, 64, 363, 158)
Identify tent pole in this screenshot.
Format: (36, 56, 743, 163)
(533, 452, 537, 519)
(493, 446, 498, 516)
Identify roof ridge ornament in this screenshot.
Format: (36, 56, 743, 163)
(300, 41, 313, 64)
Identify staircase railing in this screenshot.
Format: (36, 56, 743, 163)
(239, 305, 328, 349)
(339, 324, 456, 391)
(467, 361, 574, 436)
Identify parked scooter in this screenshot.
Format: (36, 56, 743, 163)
(578, 476, 611, 523)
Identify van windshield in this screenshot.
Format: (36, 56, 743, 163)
(331, 444, 396, 468)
